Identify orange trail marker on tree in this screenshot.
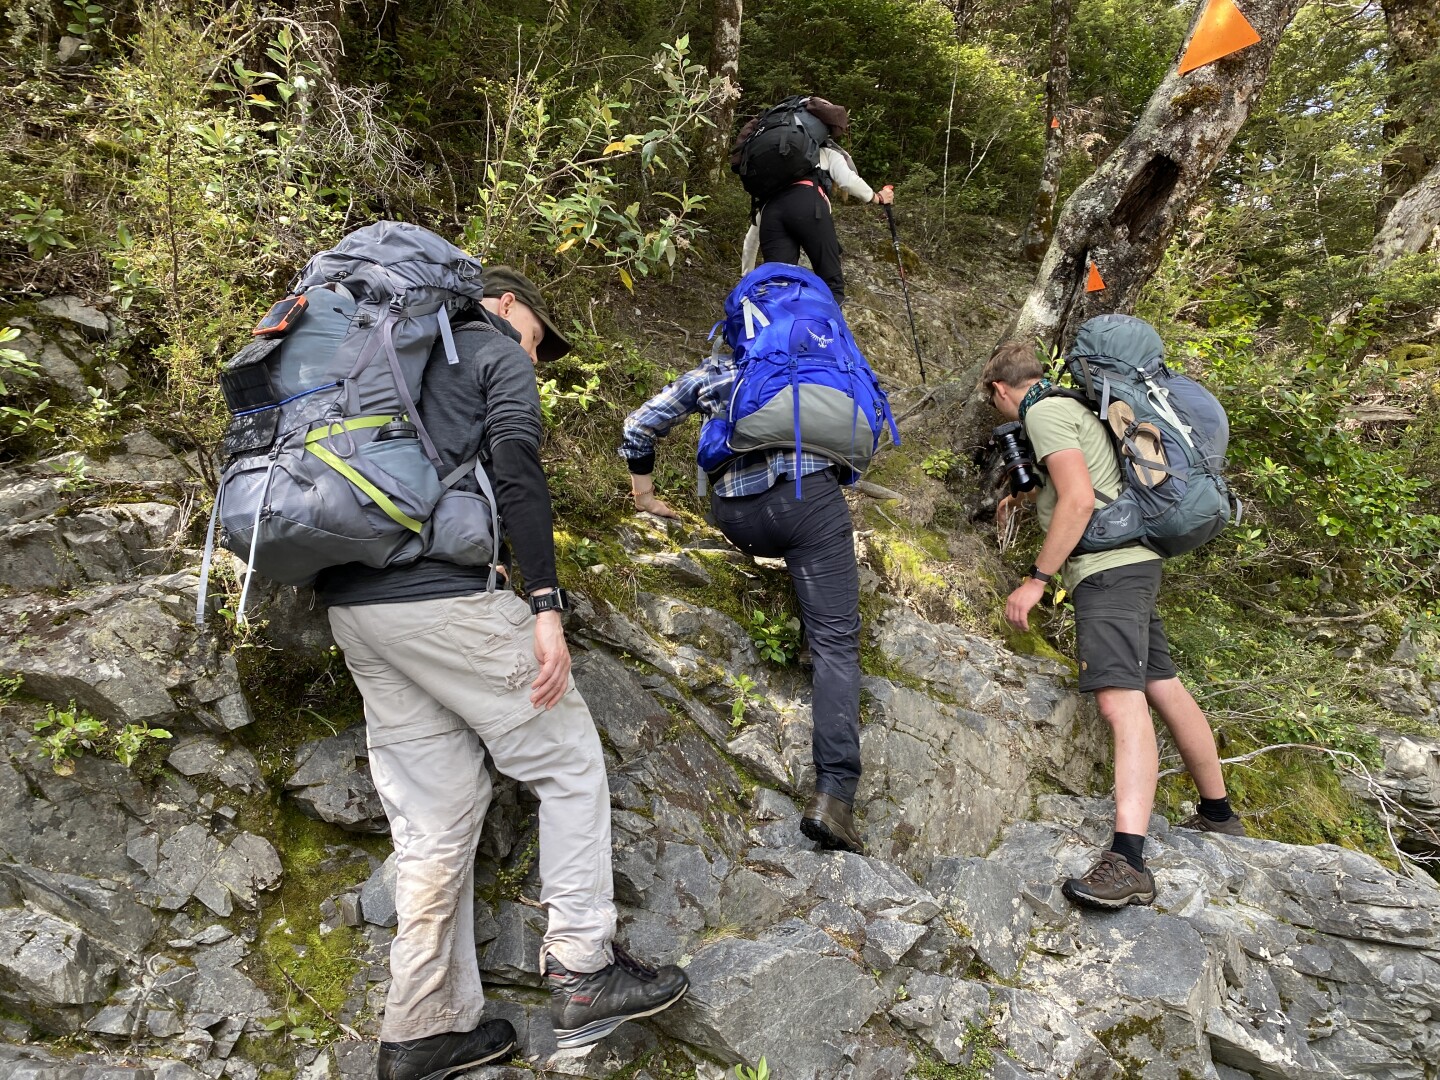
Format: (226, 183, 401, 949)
(1086, 262, 1106, 292)
(1178, 0, 1261, 75)
(1050, 116, 1060, 129)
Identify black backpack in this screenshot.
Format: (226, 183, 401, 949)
(732, 96, 832, 204)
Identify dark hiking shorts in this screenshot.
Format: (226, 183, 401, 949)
(1072, 561, 1179, 693)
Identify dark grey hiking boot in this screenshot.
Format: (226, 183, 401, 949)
(801, 793, 864, 854)
(1177, 812, 1246, 836)
(377, 1019, 517, 1080)
(546, 944, 689, 1049)
(1061, 851, 1156, 910)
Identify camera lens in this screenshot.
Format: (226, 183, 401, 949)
(992, 421, 1039, 495)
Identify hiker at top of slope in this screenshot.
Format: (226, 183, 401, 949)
(618, 264, 899, 857)
(982, 336, 1245, 914)
(733, 95, 893, 303)
(312, 266, 688, 1080)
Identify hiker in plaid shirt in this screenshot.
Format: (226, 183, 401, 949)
(619, 341, 868, 853)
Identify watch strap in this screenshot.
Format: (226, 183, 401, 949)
(1028, 565, 1053, 584)
(529, 588, 569, 614)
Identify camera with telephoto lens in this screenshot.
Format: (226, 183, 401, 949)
(991, 421, 1040, 495)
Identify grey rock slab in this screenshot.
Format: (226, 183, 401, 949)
(1352, 728, 1440, 856)
(632, 593, 761, 671)
(0, 907, 118, 1033)
(167, 735, 264, 794)
(1320, 936, 1440, 1072)
(359, 853, 398, 927)
(90, 431, 193, 485)
(148, 938, 271, 1030)
(570, 649, 677, 762)
(728, 723, 796, 793)
(615, 905, 695, 965)
(1206, 981, 1337, 1080)
(656, 841, 729, 914)
(860, 917, 926, 971)
(38, 296, 112, 337)
(889, 972, 990, 1065)
(751, 787, 798, 821)
(0, 577, 252, 731)
(9, 328, 88, 397)
(1224, 836, 1440, 948)
(747, 847, 937, 916)
(1070, 906, 1215, 1013)
(147, 824, 281, 916)
(0, 754, 142, 880)
(0, 502, 186, 592)
(330, 1040, 378, 1080)
(0, 862, 158, 960)
(905, 917, 975, 977)
(926, 857, 1033, 978)
(285, 725, 388, 834)
(631, 551, 713, 587)
(854, 679, 1032, 874)
(0, 474, 68, 524)
(477, 901, 547, 986)
(658, 932, 887, 1080)
(833, 1041, 912, 1080)
(991, 986, 1123, 1080)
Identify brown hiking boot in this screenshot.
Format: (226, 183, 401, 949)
(801, 793, 864, 854)
(1061, 851, 1155, 910)
(1177, 812, 1246, 836)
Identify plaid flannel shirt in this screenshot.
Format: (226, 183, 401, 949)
(619, 351, 834, 498)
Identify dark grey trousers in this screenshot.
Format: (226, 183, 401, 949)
(758, 182, 846, 301)
(711, 469, 862, 802)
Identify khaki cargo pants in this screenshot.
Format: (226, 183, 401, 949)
(328, 590, 616, 1042)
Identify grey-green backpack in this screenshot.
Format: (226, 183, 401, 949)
(1038, 314, 1241, 558)
(197, 221, 501, 625)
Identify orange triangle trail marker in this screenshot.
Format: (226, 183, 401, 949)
(1178, 0, 1262, 75)
(1050, 116, 1060, 129)
(1086, 262, 1106, 292)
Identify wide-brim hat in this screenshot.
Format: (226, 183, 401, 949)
(483, 265, 573, 363)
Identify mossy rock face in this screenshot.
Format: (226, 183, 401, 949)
(1387, 342, 1435, 368)
(999, 621, 1075, 672)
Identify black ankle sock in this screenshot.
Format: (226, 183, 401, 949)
(1198, 795, 1234, 822)
(1109, 832, 1146, 872)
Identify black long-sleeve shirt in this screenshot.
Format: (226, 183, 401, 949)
(314, 310, 559, 606)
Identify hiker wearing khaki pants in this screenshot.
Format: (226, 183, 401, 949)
(983, 339, 1244, 913)
(315, 268, 687, 1080)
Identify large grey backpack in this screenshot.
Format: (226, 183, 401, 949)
(197, 221, 501, 625)
(1045, 314, 1240, 558)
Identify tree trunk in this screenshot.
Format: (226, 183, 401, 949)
(1007, 0, 1304, 353)
(1377, 0, 1440, 223)
(703, 0, 743, 185)
(1020, 0, 1073, 262)
(1373, 158, 1440, 269)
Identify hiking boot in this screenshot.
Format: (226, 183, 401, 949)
(1061, 851, 1156, 910)
(1177, 812, 1246, 836)
(801, 793, 864, 854)
(377, 1019, 517, 1080)
(546, 944, 689, 1049)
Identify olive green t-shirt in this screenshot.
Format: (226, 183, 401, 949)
(1024, 395, 1161, 587)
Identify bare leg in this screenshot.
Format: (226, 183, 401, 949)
(1145, 676, 1227, 800)
(1094, 687, 1159, 835)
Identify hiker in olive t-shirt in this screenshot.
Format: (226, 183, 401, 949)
(982, 341, 1244, 911)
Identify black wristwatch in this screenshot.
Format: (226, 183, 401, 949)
(1027, 565, 1053, 585)
(529, 588, 569, 615)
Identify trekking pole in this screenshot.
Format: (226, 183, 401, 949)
(881, 187, 927, 385)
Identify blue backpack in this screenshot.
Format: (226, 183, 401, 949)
(697, 265, 899, 496)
